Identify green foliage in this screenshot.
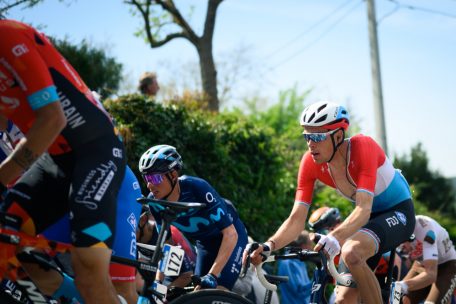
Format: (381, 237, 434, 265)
(51, 37, 123, 97)
(394, 143, 456, 215)
(104, 94, 291, 240)
(104, 88, 456, 243)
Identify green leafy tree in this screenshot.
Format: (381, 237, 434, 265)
(104, 94, 291, 240)
(51, 37, 123, 98)
(394, 143, 456, 215)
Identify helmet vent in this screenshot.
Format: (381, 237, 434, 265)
(315, 115, 327, 124)
(308, 113, 315, 123)
(317, 104, 327, 113)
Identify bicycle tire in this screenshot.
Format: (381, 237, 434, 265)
(168, 289, 253, 304)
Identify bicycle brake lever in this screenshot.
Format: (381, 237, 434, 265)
(240, 242, 260, 278)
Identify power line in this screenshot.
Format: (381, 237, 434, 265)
(267, 0, 364, 72)
(377, 1, 400, 24)
(386, 0, 456, 19)
(264, 0, 355, 60)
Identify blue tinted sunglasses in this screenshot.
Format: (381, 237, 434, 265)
(302, 129, 338, 143)
(143, 173, 164, 185)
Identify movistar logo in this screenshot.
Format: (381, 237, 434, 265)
(172, 208, 225, 233)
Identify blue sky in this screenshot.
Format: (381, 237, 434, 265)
(6, 0, 456, 177)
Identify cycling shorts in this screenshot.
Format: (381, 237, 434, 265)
(4, 134, 127, 249)
(338, 199, 415, 273)
(194, 218, 248, 290)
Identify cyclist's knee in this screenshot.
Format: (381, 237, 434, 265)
(341, 244, 364, 267)
(71, 247, 111, 277)
(112, 281, 138, 304)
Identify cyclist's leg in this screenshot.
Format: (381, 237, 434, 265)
(425, 260, 456, 304)
(339, 199, 415, 304)
(338, 229, 384, 304)
(110, 165, 142, 304)
(2, 153, 72, 294)
(69, 136, 127, 303)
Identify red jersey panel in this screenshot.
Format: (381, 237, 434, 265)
(0, 20, 114, 155)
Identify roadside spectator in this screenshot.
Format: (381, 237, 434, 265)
(138, 72, 160, 98)
(277, 230, 313, 304)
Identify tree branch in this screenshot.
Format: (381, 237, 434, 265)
(125, 0, 195, 48)
(202, 0, 223, 40)
(0, 0, 40, 15)
(155, 0, 199, 45)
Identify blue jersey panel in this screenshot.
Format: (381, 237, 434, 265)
(148, 175, 237, 241)
(111, 166, 142, 259)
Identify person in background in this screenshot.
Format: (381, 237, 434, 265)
(396, 215, 456, 304)
(138, 72, 160, 98)
(277, 230, 313, 304)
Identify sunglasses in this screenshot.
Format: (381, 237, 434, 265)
(302, 129, 338, 143)
(143, 173, 164, 185)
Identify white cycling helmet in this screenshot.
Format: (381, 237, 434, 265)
(139, 144, 183, 174)
(300, 101, 349, 130)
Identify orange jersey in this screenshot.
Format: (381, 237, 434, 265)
(0, 19, 114, 155)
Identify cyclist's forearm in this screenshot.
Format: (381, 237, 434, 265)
(403, 260, 437, 291)
(0, 103, 66, 185)
(209, 225, 238, 276)
(332, 194, 371, 241)
(403, 271, 435, 291)
(269, 203, 308, 251)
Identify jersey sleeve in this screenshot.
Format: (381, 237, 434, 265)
(351, 135, 383, 196)
(294, 152, 317, 206)
(422, 223, 439, 261)
(0, 22, 59, 110)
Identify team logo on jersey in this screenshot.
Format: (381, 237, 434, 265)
(12, 44, 29, 57)
(424, 230, 436, 245)
(127, 213, 137, 231)
(75, 161, 117, 209)
(112, 148, 123, 158)
(394, 211, 407, 226)
(133, 181, 140, 190)
(59, 91, 86, 129)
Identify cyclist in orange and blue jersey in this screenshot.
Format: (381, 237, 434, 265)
(0, 19, 140, 303)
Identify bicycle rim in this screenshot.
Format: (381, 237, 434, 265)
(168, 289, 253, 304)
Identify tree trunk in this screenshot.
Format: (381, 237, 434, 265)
(198, 41, 219, 112)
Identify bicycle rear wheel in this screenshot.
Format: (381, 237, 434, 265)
(169, 289, 253, 304)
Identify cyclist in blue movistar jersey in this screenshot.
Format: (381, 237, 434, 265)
(138, 145, 248, 291)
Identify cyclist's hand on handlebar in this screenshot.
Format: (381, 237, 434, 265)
(392, 281, 409, 295)
(314, 233, 340, 257)
(242, 242, 271, 266)
(195, 273, 218, 290)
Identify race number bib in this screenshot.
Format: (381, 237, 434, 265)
(152, 281, 167, 304)
(159, 244, 185, 276)
(390, 282, 402, 304)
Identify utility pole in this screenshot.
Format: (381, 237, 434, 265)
(366, 0, 388, 155)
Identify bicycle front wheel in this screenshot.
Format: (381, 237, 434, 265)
(168, 289, 253, 304)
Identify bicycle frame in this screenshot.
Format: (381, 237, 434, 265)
(0, 196, 205, 304)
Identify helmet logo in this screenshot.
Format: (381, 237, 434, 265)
(168, 160, 178, 169)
